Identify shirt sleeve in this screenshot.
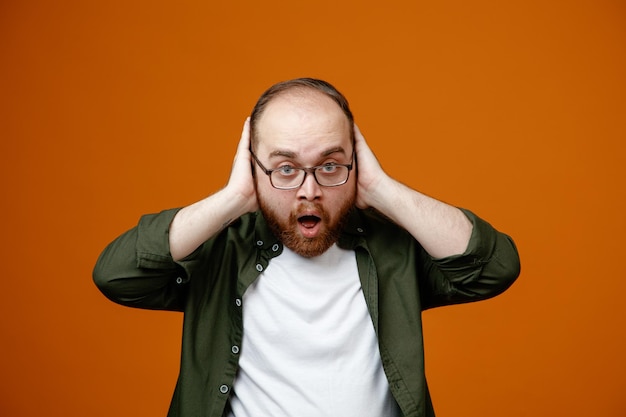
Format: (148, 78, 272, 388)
(92, 208, 193, 312)
(419, 209, 521, 309)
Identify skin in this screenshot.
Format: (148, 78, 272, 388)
(169, 89, 472, 261)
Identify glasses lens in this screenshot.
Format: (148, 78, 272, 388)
(315, 165, 349, 186)
(270, 168, 305, 189)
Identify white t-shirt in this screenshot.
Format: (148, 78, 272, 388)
(228, 244, 400, 417)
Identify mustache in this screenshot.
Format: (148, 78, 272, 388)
(292, 203, 328, 220)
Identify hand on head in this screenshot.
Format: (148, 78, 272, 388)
(353, 124, 387, 210)
(227, 118, 259, 214)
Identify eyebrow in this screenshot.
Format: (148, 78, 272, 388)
(268, 146, 347, 160)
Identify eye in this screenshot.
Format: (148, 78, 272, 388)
(276, 165, 298, 176)
(319, 164, 339, 173)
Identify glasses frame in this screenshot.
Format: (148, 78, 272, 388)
(250, 151, 355, 190)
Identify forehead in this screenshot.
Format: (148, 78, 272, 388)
(255, 90, 351, 157)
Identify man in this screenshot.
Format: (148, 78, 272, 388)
(94, 78, 520, 417)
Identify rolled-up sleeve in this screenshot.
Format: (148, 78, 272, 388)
(420, 209, 521, 309)
(93, 208, 190, 311)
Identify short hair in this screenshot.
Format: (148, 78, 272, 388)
(249, 78, 355, 151)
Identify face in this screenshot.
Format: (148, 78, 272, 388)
(254, 90, 356, 257)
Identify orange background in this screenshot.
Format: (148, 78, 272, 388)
(1, 0, 625, 416)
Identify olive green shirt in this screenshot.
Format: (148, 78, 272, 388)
(93, 207, 520, 417)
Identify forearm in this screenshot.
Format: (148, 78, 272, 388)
(369, 177, 472, 259)
(353, 125, 472, 258)
(169, 187, 251, 261)
(169, 118, 258, 261)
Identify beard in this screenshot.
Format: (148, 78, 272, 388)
(259, 194, 356, 258)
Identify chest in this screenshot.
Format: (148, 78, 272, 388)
(231, 245, 396, 416)
(242, 245, 372, 354)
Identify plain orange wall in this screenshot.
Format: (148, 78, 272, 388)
(1, 0, 624, 416)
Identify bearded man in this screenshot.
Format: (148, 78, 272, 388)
(94, 78, 520, 417)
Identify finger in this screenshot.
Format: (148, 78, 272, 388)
(353, 124, 383, 175)
(238, 117, 251, 151)
(242, 116, 250, 136)
(234, 118, 251, 161)
(353, 124, 372, 156)
(353, 123, 374, 158)
(353, 123, 365, 145)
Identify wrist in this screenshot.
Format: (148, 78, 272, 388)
(360, 174, 396, 212)
(221, 185, 258, 216)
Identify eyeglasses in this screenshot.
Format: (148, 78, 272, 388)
(251, 151, 354, 190)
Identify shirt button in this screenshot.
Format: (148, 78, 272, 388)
(231, 345, 240, 354)
(256, 263, 263, 272)
(219, 384, 229, 394)
(175, 277, 184, 284)
(272, 243, 280, 252)
(235, 298, 242, 307)
(256, 240, 263, 246)
(357, 227, 364, 233)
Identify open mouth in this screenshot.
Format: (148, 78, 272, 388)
(298, 215, 321, 229)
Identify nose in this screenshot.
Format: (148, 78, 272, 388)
(296, 171, 322, 201)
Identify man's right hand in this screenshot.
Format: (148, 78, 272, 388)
(168, 118, 259, 261)
(225, 117, 259, 215)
